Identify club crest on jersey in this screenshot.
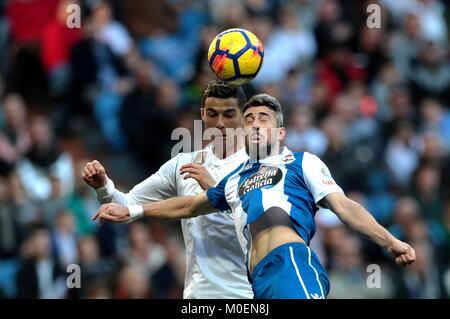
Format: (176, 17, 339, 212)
(238, 165, 283, 197)
(283, 153, 295, 163)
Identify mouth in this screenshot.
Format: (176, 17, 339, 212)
(250, 133, 263, 143)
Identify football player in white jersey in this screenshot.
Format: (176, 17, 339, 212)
(93, 93, 416, 299)
(82, 81, 253, 299)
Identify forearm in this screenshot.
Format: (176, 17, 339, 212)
(141, 192, 215, 221)
(337, 200, 395, 248)
(142, 196, 197, 220)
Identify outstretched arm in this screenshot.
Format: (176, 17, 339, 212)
(92, 192, 216, 223)
(320, 192, 416, 266)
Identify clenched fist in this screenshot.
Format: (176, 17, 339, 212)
(82, 160, 108, 189)
(387, 238, 416, 266)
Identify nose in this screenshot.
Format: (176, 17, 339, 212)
(251, 120, 261, 130)
(216, 115, 225, 129)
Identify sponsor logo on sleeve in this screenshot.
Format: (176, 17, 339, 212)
(321, 166, 336, 186)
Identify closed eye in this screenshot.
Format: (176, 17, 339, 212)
(207, 110, 218, 117)
(223, 110, 236, 118)
(244, 114, 255, 125)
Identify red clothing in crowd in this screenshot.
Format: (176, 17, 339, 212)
(6, 0, 60, 43)
(40, 20, 81, 71)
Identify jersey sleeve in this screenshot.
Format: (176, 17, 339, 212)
(96, 155, 180, 206)
(206, 177, 231, 212)
(302, 152, 344, 206)
(205, 161, 245, 212)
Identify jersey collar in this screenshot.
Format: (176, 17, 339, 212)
(206, 144, 248, 165)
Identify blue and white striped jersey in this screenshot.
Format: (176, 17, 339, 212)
(206, 147, 344, 264)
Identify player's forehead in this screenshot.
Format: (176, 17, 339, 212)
(243, 105, 275, 117)
(204, 97, 240, 111)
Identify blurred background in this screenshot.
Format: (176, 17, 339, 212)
(0, 0, 449, 299)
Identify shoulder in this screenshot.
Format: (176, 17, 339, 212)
(167, 148, 212, 170)
(164, 151, 196, 167)
(300, 151, 324, 167)
(288, 151, 327, 174)
(283, 150, 305, 168)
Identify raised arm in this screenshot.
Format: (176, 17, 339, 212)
(92, 192, 216, 223)
(82, 157, 179, 208)
(320, 192, 416, 266)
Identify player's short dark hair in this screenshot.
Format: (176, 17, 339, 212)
(243, 94, 284, 127)
(201, 80, 246, 111)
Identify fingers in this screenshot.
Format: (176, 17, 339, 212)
(395, 253, 414, 266)
(180, 167, 196, 174)
(92, 160, 104, 174)
(395, 255, 407, 266)
(87, 162, 97, 176)
(180, 163, 200, 171)
(180, 164, 202, 175)
(83, 161, 104, 178)
(92, 204, 106, 220)
(83, 167, 93, 179)
(401, 255, 408, 265)
(408, 246, 416, 261)
(399, 245, 415, 266)
(180, 168, 201, 179)
(92, 203, 129, 224)
(183, 173, 201, 181)
(93, 205, 117, 223)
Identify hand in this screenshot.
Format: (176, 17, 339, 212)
(386, 238, 416, 266)
(179, 163, 216, 190)
(92, 203, 130, 223)
(82, 160, 108, 189)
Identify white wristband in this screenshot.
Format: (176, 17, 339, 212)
(128, 205, 144, 219)
(96, 178, 115, 201)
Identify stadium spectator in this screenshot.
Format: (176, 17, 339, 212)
(16, 116, 74, 201)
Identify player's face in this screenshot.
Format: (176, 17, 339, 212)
(243, 106, 285, 159)
(201, 97, 243, 151)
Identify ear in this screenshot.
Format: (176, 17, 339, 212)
(278, 127, 286, 142)
(200, 108, 205, 122)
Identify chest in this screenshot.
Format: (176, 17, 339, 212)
(225, 163, 303, 209)
(176, 158, 243, 197)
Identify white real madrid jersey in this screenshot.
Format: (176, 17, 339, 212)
(96, 145, 253, 299)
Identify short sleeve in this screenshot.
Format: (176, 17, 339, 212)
(302, 152, 344, 206)
(205, 161, 245, 212)
(206, 177, 231, 211)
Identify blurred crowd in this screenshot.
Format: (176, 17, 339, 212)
(0, 0, 449, 299)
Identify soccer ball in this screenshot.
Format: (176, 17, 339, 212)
(207, 28, 264, 85)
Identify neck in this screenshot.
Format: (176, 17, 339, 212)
(209, 137, 244, 160)
(212, 144, 241, 160)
